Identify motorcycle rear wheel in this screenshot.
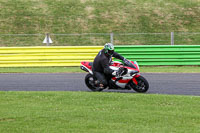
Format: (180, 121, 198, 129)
(130, 76, 149, 93)
(85, 74, 104, 92)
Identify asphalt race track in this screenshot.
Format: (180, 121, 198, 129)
(0, 73, 199, 96)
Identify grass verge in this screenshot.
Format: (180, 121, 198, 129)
(0, 66, 199, 73)
(0, 0, 200, 46)
(0, 91, 199, 133)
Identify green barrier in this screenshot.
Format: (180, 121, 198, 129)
(115, 45, 200, 65)
(0, 45, 199, 67)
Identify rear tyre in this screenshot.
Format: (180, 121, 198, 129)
(85, 74, 104, 92)
(130, 76, 149, 93)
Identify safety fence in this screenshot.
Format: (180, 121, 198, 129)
(0, 45, 200, 67)
(1, 32, 200, 46)
(115, 45, 200, 65)
(0, 46, 102, 67)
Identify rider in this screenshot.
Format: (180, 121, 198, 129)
(92, 43, 129, 88)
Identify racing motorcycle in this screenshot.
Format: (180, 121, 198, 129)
(80, 60, 149, 93)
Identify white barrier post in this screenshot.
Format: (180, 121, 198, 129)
(171, 32, 174, 45)
(43, 33, 53, 46)
(110, 33, 114, 44)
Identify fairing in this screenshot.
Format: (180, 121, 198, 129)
(80, 60, 140, 89)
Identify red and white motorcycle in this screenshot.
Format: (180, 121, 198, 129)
(80, 60, 149, 93)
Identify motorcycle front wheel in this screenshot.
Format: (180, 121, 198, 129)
(85, 73, 104, 92)
(130, 76, 149, 93)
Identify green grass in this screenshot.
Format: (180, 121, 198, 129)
(0, 66, 199, 73)
(0, 91, 199, 133)
(0, 0, 200, 46)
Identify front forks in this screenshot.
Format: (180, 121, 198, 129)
(132, 74, 140, 85)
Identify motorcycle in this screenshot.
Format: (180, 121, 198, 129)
(80, 60, 149, 93)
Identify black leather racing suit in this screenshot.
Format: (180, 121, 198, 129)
(92, 49, 125, 86)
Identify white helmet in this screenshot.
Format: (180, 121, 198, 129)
(104, 43, 114, 55)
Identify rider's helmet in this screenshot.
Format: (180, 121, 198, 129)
(104, 43, 114, 56)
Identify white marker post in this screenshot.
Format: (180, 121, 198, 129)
(43, 33, 53, 46)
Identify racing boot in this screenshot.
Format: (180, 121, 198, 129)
(94, 80, 104, 89)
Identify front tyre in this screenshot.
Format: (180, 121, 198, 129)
(85, 74, 104, 92)
(130, 76, 149, 93)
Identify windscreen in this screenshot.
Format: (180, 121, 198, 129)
(124, 61, 136, 69)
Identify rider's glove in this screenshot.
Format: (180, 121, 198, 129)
(123, 58, 129, 65)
